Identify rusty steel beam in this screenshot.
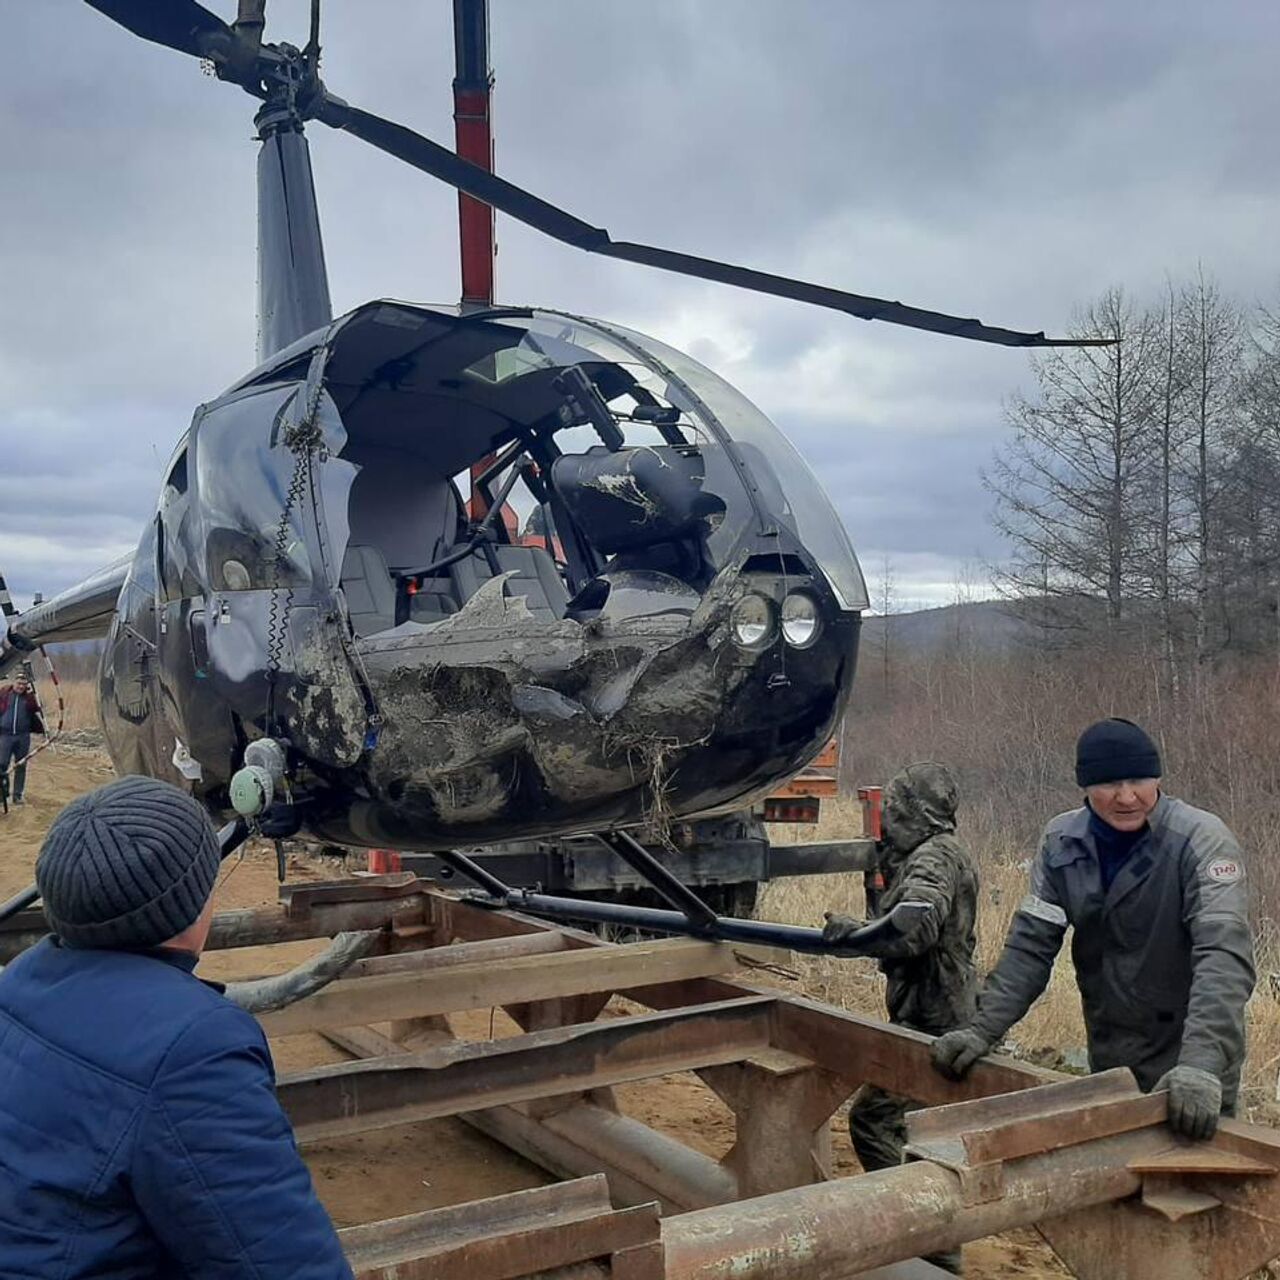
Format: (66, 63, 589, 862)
(339, 1174, 660, 1280)
(465, 1101, 740, 1215)
(769, 994, 1057, 1104)
(661, 1126, 1177, 1280)
(282, 996, 773, 1141)
(322, 1025, 740, 1214)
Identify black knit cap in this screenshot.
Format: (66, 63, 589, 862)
(1075, 718, 1162, 788)
(36, 776, 221, 949)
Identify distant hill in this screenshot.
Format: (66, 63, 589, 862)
(860, 599, 1030, 653)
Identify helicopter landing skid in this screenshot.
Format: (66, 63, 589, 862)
(429, 830, 929, 956)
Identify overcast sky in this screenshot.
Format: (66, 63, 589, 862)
(3, 1, 1278, 611)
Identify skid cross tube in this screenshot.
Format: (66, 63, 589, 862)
(428, 843, 929, 955)
(597, 830, 719, 930)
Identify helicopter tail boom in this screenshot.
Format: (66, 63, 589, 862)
(0, 559, 128, 678)
(256, 115, 333, 362)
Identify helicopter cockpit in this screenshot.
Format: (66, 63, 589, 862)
(224, 301, 867, 643)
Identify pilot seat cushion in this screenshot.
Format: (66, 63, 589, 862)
(340, 544, 397, 636)
(550, 446, 723, 554)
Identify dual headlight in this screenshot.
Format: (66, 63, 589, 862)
(730, 591, 821, 650)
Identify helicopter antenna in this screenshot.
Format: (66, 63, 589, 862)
(81, 0, 1110, 348)
(304, 0, 321, 64)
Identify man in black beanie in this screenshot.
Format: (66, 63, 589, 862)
(0, 776, 353, 1279)
(931, 719, 1255, 1141)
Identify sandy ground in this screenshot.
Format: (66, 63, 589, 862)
(0, 744, 1065, 1277)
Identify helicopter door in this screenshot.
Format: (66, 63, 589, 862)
(191, 365, 368, 769)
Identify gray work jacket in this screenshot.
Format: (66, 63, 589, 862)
(973, 795, 1255, 1104)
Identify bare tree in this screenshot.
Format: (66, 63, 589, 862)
(1236, 297, 1280, 656)
(1143, 279, 1193, 692)
(985, 287, 1160, 631)
(872, 553, 896, 701)
(1177, 269, 1245, 662)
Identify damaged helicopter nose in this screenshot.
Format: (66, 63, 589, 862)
(325, 556, 856, 851)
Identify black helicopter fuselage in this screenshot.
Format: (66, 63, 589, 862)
(94, 301, 865, 850)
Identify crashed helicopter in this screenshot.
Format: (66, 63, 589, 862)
(0, 0, 1102, 949)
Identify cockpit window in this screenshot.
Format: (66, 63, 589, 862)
(587, 319, 870, 612)
(310, 301, 866, 634)
(157, 445, 200, 602)
(195, 386, 314, 593)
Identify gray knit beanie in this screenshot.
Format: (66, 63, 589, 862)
(36, 776, 221, 949)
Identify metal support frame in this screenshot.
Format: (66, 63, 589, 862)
(10, 873, 1275, 1278)
(429, 842, 929, 956)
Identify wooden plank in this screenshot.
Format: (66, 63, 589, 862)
(324, 1025, 399, 1058)
(347, 932, 568, 979)
(260, 937, 766, 1036)
(282, 996, 774, 1141)
(208, 895, 428, 950)
(771, 995, 1059, 1105)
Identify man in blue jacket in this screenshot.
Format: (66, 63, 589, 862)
(0, 671, 45, 806)
(0, 775, 354, 1278)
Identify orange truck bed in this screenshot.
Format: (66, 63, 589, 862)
(760, 737, 840, 822)
(769, 738, 840, 799)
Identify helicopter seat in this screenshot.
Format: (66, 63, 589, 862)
(407, 577, 459, 622)
(340, 544, 398, 637)
(449, 546, 569, 622)
(550, 446, 722, 554)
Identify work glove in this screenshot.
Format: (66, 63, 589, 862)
(822, 912, 865, 944)
(931, 1026, 994, 1081)
(1155, 1065, 1222, 1141)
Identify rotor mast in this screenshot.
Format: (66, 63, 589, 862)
(254, 8, 333, 363)
(453, 0, 495, 309)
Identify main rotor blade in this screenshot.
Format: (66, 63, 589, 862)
(84, 0, 233, 60)
(317, 94, 1105, 348)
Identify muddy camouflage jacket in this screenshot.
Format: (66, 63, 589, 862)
(972, 795, 1255, 1103)
(871, 763, 979, 1036)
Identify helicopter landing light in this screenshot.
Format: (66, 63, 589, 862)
(781, 592, 821, 649)
(730, 593, 775, 649)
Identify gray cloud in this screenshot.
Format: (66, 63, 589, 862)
(2, 1, 1278, 609)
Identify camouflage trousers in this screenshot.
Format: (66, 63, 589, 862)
(849, 1085, 964, 1275)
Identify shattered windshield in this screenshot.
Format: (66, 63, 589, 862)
(584, 319, 869, 612)
(468, 314, 755, 571)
